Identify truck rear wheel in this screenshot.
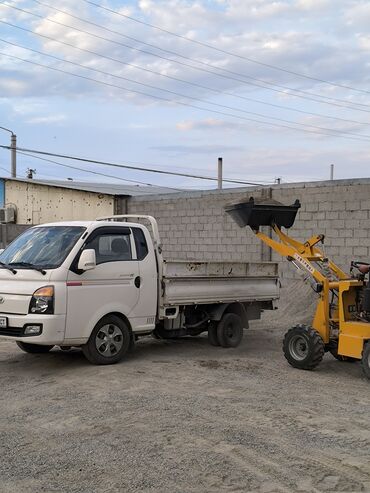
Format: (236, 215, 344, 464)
(82, 315, 131, 365)
(208, 323, 220, 346)
(217, 313, 243, 348)
(361, 342, 370, 379)
(16, 342, 54, 354)
(283, 324, 324, 370)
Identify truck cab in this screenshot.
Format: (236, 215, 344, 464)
(0, 218, 158, 363)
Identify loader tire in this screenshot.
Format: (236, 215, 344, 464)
(217, 313, 243, 348)
(283, 324, 324, 370)
(16, 342, 54, 354)
(361, 342, 370, 380)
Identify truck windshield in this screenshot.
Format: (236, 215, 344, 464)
(0, 226, 86, 270)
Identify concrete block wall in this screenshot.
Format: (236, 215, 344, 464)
(0, 224, 30, 249)
(128, 178, 370, 281)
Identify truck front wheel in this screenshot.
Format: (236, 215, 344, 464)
(217, 313, 243, 348)
(82, 315, 131, 365)
(16, 342, 54, 353)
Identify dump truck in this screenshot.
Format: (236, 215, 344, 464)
(0, 215, 279, 364)
(226, 197, 370, 380)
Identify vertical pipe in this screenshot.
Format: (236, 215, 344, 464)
(10, 134, 16, 178)
(217, 157, 223, 189)
(330, 164, 334, 181)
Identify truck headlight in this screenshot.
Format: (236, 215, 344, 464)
(29, 286, 54, 314)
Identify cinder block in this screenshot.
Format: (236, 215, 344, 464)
(353, 246, 368, 257)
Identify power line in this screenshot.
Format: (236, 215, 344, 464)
(3, 51, 370, 143)
(15, 150, 184, 193)
(2, 3, 370, 112)
(82, 0, 370, 95)
(1, 29, 368, 127)
(18, 151, 273, 188)
(0, 145, 270, 185)
(3, 39, 370, 140)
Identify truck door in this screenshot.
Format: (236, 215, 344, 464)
(131, 227, 158, 331)
(65, 226, 140, 342)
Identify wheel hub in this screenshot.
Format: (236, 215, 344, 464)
(95, 324, 123, 357)
(289, 334, 309, 361)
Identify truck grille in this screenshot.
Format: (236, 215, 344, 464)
(0, 327, 24, 337)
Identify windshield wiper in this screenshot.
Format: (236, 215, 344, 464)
(9, 262, 47, 275)
(0, 261, 17, 274)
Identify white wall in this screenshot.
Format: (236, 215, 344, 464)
(6, 181, 114, 224)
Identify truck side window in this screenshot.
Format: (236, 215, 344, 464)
(87, 233, 132, 264)
(132, 228, 148, 260)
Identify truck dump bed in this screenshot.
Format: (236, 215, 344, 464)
(161, 260, 279, 306)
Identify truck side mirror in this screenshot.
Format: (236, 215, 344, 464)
(78, 249, 96, 271)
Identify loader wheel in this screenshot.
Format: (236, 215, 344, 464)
(16, 342, 54, 354)
(217, 313, 243, 348)
(208, 323, 220, 346)
(361, 342, 370, 380)
(283, 325, 324, 370)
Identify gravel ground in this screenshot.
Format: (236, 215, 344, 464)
(1, 285, 370, 493)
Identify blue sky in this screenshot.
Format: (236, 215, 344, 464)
(1, 0, 370, 189)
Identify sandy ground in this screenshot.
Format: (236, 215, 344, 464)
(0, 283, 370, 493)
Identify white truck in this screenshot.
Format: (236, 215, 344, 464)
(0, 215, 279, 364)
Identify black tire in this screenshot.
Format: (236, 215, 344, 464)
(327, 340, 357, 362)
(16, 341, 54, 354)
(361, 342, 370, 380)
(217, 313, 243, 348)
(82, 315, 131, 365)
(208, 323, 220, 346)
(283, 324, 324, 370)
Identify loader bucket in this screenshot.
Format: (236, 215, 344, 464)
(225, 197, 301, 230)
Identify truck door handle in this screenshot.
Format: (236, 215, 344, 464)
(134, 276, 141, 288)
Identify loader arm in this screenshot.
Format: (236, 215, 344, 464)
(225, 197, 349, 343)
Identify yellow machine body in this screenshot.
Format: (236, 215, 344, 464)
(256, 226, 370, 360)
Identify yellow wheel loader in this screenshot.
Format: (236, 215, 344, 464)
(225, 197, 370, 379)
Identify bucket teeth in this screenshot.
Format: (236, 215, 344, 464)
(225, 197, 300, 230)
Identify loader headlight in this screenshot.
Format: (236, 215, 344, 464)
(29, 286, 54, 314)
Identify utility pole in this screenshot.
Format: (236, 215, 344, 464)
(0, 126, 16, 177)
(330, 164, 334, 181)
(217, 157, 223, 190)
(10, 133, 16, 178)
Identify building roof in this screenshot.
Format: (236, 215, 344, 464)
(2, 176, 181, 196)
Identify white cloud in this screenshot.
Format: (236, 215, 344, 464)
(25, 114, 66, 124)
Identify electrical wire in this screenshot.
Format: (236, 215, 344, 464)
(15, 151, 185, 193)
(30, 0, 370, 102)
(2, 2, 370, 112)
(2, 51, 370, 143)
(82, 0, 370, 95)
(0, 145, 269, 185)
(16, 151, 273, 188)
(3, 39, 370, 139)
(1, 32, 368, 127)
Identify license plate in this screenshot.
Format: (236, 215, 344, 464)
(0, 317, 7, 328)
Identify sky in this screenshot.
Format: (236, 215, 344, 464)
(0, 0, 370, 190)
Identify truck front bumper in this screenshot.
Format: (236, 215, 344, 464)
(0, 314, 66, 345)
